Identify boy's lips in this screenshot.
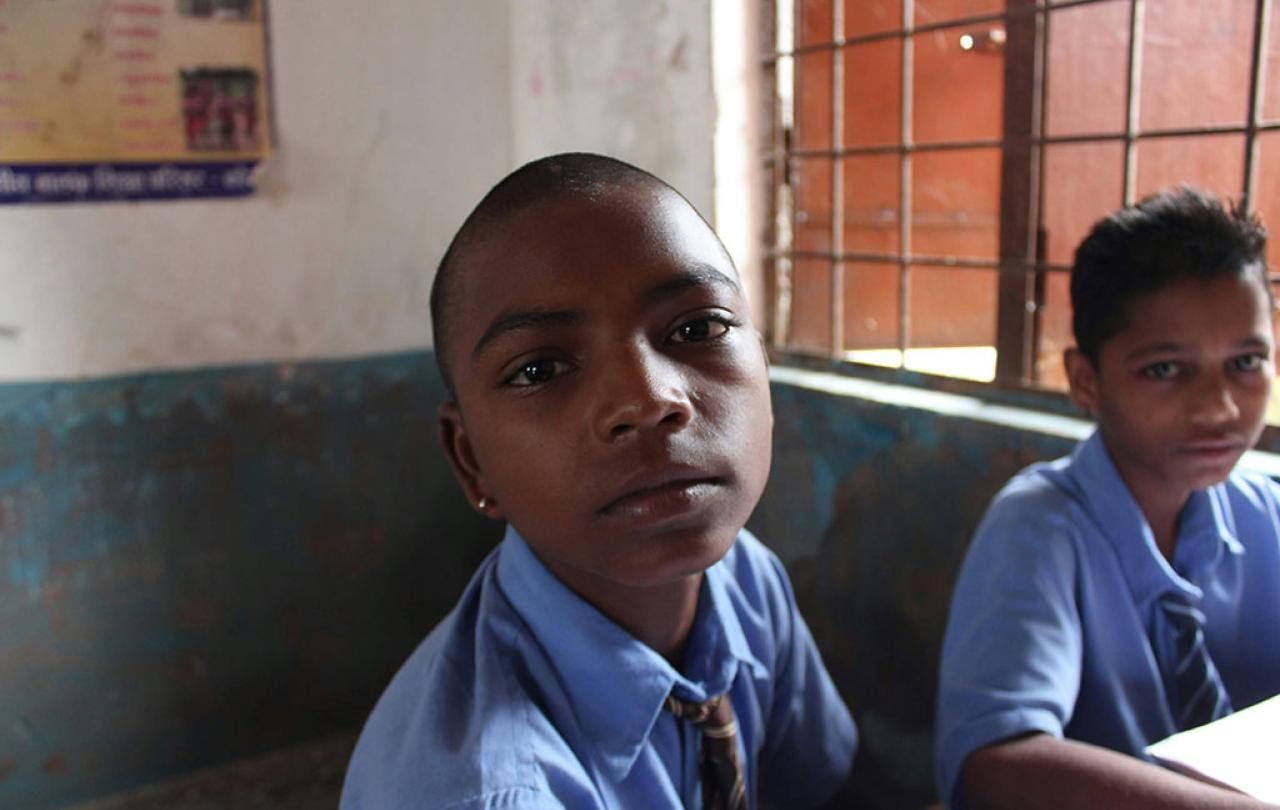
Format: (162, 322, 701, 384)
(1180, 436, 1247, 461)
(595, 467, 730, 521)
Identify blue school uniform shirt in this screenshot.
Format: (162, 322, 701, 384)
(340, 525, 856, 810)
(935, 430, 1280, 809)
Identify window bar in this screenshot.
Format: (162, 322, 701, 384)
(1040, 122, 1274, 146)
(1032, 4, 1054, 384)
(765, 0, 788, 348)
(775, 0, 1112, 61)
(1242, 0, 1273, 214)
(1121, 0, 1144, 206)
(778, 0, 798, 348)
(994, 0, 1044, 384)
(790, 122, 1280, 159)
(791, 138, 1004, 158)
(791, 249, 1001, 269)
(829, 0, 846, 357)
(898, 0, 914, 368)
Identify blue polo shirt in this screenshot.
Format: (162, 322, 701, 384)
(935, 431, 1280, 809)
(341, 526, 856, 809)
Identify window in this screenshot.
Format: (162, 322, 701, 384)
(763, 0, 1280, 410)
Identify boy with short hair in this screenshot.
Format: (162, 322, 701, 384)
(340, 153, 857, 809)
(935, 187, 1280, 809)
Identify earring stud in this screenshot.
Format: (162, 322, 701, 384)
(477, 497, 489, 510)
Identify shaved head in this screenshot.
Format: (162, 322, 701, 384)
(429, 153, 727, 394)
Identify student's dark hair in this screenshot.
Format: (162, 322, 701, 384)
(429, 152, 711, 395)
(1071, 185, 1269, 365)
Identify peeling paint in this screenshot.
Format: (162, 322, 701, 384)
(752, 381, 1076, 808)
(0, 350, 499, 809)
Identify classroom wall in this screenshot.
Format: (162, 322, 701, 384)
(0, 2, 513, 383)
(0, 4, 514, 799)
(0, 352, 499, 807)
(510, 0, 716, 219)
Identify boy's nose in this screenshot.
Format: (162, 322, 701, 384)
(1188, 374, 1240, 427)
(592, 345, 693, 444)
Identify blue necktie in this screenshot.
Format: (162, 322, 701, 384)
(1159, 596, 1232, 731)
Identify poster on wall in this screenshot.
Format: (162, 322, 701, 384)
(0, 0, 272, 203)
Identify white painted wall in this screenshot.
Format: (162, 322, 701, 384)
(510, 0, 716, 219)
(0, 0, 759, 382)
(712, 0, 766, 324)
(0, 1, 513, 381)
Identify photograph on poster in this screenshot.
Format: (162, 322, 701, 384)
(177, 0, 257, 22)
(181, 68, 260, 152)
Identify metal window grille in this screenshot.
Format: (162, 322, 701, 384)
(763, 0, 1278, 390)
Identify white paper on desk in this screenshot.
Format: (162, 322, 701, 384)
(1146, 693, 1280, 803)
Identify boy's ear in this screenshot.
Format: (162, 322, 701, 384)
(1064, 348, 1100, 415)
(438, 401, 503, 520)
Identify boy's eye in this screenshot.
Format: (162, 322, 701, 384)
(670, 316, 733, 344)
(505, 358, 569, 387)
(1230, 353, 1267, 372)
(1141, 361, 1179, 380)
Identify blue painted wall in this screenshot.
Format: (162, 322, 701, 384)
(754, 382, 1078, 808)
(0, 352, 500, 808)
(0, 351, 1078, 809)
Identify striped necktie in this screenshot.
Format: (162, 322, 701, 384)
(1159, 596, 1232, 731)
(664, 692, 747, 810)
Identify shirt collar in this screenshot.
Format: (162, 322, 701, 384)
(494, 525, 759, 781)
(1068, 430, 1243, 607)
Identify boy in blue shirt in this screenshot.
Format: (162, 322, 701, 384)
(936, 187, 1280, 809)
(340, 153, 857, 809)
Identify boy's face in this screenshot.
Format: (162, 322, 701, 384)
(438, 185, 773, 595)
(1066, 268, 1275, 501)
